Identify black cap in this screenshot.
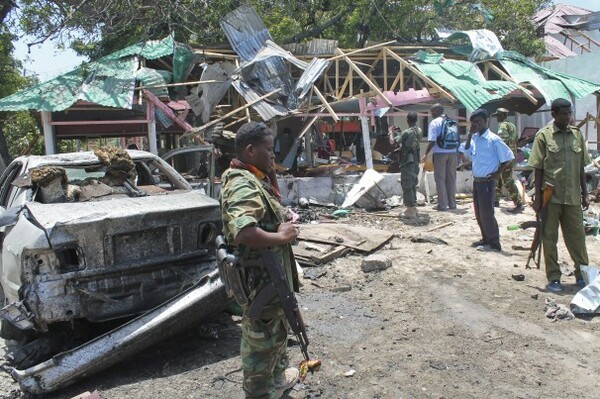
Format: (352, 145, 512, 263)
(470, 108, 488, 121)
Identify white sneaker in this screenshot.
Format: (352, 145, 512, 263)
(273, 367, 299, 398)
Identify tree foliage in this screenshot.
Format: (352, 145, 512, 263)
(10, 0, 549, 59)
(0, 20, 44, 163)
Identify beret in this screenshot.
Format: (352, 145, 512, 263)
(469, 108, 488, 121)
(551, 98, 571, 109)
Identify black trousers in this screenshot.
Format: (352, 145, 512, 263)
(473, 179, 501, 249)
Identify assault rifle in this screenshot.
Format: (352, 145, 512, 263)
(247, 249, 310, 362)
(526, 183, 554, 269)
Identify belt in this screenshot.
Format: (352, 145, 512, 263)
(473, 175, 495, 182)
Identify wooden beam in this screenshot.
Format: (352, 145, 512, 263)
(335, 59, 339, 96)
(390, 69, 403, 92)
(193, 50, 239, 60)
(337, 69, 352, 100)
(483, 62, 538, 105)
(385, 48, 455, 102)
(313, 85, 340, 122)
(575, 30, 600, 48)
(561, 31, 591, 53)
(336, 48, 392, 106)
(187, 89, 281, 136)
(383, 49, 388, 90)
(327, 40, 397, 62)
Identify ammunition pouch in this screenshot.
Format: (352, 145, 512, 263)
(216, 236, 249, 306)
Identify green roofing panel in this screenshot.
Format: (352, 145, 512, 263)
(0, 37, 177, 112)
(413, 51, 528, 112)
(497, 51, 600, 102)
(104, 36, 175, 61)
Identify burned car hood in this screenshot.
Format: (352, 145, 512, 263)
(25, 191, 220, 270)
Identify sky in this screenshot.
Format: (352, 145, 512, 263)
(12, 0, 600, 82)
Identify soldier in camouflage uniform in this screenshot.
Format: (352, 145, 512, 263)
(528, 98, 591, 293)
(392, 112, 422, 218)
(220, 122, 300, 398)
(494, 108, 524, 212)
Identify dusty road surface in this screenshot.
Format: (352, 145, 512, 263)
(1, 199, 600, 399)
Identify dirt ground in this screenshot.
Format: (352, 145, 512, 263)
(2, 199, 600, 399)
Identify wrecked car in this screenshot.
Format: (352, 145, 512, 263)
(0, 149, 224, 370)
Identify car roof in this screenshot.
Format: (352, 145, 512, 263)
(14, 150, 159, 169)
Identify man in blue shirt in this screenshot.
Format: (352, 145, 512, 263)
(464, 109, 514, 252)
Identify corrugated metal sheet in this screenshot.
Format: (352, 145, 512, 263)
(283, 39, 339, 56)
(136, 67, 172, 98)
(104, 36, 175, 61)
(295, 58, 330, 100)
(0, 37, 177, 112)
(413, 51, 529, 112)
(0, 57, 138, 112)
(220, 5, 273, 62)
(231, 79, 288, 121)
(498, 51, 600, 101)
(224, 5, 329, 120)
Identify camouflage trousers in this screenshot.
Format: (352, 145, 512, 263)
(241, 314, 290, 399)
(495, 163, 522, 205)
(400, 162, 419, 207)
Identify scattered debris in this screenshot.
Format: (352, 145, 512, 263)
(297, 223, 394, 252)
(343, 369, 356, 377)
(427, 222, 454, 232)
(544, 298, 575, 321)
(303, 268, 327, 280)
(361, 254, 392, 272)
(429, 361, 447, 370)
(410, 236, 449, 245)
(571, 266, 600, 314)
(341, 169, 387, 210)
(511, 273, 525, 281)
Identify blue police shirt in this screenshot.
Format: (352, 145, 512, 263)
(465, 129, 514, 178)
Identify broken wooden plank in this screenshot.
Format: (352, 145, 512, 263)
(297, 223, 393, 252)
(426, 222, 453, 232)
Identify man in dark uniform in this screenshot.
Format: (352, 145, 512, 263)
(392, 112, 421, 218)
(493, 108, 524, 212)
(220, 122, 300, 398)
(527, 98, 591, 292)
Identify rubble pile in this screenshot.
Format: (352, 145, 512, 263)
(94, 145, 137, 186)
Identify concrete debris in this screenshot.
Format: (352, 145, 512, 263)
(544, 298, 574, 321)
(410, 236, 449, 245)
(361, 254, 392, 273)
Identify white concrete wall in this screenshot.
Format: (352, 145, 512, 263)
(276, 171, 473, 206)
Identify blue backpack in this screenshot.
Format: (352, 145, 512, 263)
(436, 116, 460, 150)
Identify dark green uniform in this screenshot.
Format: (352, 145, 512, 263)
(527, 122, 591, 282)
(220, 168, 299, 399)
(495, 120, 522, 206)
(394, 126, 421, 207)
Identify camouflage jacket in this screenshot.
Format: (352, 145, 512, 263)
(497, 121, 518, 155)
(394, 126, 422, 166)
(220, 168, 298, 316)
